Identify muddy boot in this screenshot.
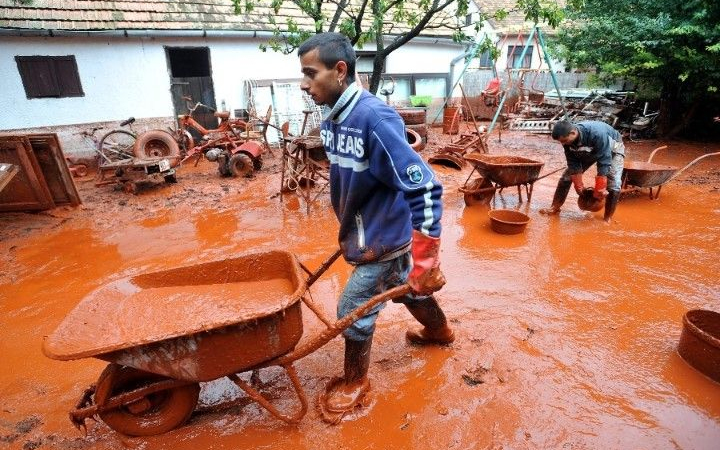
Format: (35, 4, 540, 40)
(322, 337, 372, 413)
(603, 190, 620, 222)
(540, 178, 572, 215)
(405, 296, 455, 345)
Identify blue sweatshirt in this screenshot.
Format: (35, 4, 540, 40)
(564, 121, 624, 176)
(319, 84, 443, 264)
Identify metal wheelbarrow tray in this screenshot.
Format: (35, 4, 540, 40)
(463, 153, 544, 187)
(43, 249, 410, 436)
(460, 153, 562, 205)
(621, 146, 720, 199)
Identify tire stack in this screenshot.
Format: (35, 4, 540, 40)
(396, 108, 427, 152)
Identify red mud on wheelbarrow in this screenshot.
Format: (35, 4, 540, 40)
(43, 250, 306, 382)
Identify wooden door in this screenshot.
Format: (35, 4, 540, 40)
(166, 47, 217, 140)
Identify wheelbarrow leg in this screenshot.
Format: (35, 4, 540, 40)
(652, 185, 663, 199)
(228, 363, 308, 424)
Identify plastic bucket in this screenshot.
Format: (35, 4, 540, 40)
(678, 309, 720, 383)
(443, 106, 461, 134)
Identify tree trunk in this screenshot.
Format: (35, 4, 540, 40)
(368, 56, 385, 94)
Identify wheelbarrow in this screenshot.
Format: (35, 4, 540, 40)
(621, 146, 720, 199)
(42, 249, 412, 436)
(459, 152, 564, 206)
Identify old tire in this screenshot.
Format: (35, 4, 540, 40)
(94, 364, 199, 437)
(406, 123, 427, 141)
(406, 128, 423, 152)
(396, 108, 426, 125)
(229, 153, 253, 177)
(133, 130, 180, 161)
(463, 177, 494, 206)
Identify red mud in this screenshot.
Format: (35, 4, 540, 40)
(1, 125, 719, 449)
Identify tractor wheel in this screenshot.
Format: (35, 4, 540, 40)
(229, 153, 254, 177)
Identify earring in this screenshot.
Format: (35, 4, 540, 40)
(338, 79, 342, 87)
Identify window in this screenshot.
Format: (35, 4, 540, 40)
(477, 51, 494, 68)
(507, 45, 533, 69)
(355, 51, 379, 75)
(15, 56, 84, 99)
(373, 73, 449, 103)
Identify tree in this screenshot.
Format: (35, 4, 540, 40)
(232, 0, 571, 94)
(554, 0, 720, 137)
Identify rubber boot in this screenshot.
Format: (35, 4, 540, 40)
(405, 296, 455, 345)
(323, 337, 372, 412)
(603, 190, 620, 222)
(540, 177, 572, 215)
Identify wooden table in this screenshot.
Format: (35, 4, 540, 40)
(0, 162, 20, 194)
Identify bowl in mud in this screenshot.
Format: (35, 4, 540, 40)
(488, 209, 530, 235)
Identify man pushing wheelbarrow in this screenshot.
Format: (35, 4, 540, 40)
(298, 33, 454, 422)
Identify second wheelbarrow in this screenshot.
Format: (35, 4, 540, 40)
(459, 153, 564, 206)
(42, 249, 412, 436)
(622, 146, 720, 199)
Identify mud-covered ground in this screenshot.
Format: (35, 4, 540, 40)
(1, 125, 719, 450)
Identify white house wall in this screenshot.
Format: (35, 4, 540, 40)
(0, 35, 303, 130)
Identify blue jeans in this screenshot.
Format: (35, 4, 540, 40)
(338, 252, 426, 341)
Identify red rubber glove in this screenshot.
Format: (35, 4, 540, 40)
(408, 230, 446, 295)
(570, 174, 585, 195)
(593, 176, 608, 199)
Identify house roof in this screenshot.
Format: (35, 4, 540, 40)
(0, 0, 461, 38)
(473, 0, 561, 35)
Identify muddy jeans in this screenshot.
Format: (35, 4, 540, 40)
(552, 152, 624, 207)
(338, 252, 427, 341)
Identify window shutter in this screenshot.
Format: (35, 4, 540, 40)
(16, 57, 60, 98)
(54, 56, 84, 97)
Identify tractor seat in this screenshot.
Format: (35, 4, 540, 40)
(214, 111, 230, 120)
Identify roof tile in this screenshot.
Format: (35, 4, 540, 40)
(0, 0, 460, 37)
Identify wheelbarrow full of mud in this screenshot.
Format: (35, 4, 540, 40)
(43, 250, 412, 436)
(459, 153, 564, 206)
(621, 146, 720, 199)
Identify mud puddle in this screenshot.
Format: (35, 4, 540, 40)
(1, 129, 719, 449)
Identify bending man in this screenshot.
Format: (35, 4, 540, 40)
(540, 120, 625, 222)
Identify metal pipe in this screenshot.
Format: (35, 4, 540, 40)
(486, 26, 537, 135)
(536, 27, 568, 119)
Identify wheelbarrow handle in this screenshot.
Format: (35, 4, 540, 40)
(646, 145, 668, 163)
(263, 284, 413, 367)
(302, 248, 343, 288)
(534, 166, 566, 182)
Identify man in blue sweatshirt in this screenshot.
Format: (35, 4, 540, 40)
(540, 120, 624, 222)
(298, 33, 454, 420)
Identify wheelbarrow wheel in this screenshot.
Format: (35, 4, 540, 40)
(94, 364, 200, 437)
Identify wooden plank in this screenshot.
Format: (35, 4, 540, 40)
(0, 137, 55, 211)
